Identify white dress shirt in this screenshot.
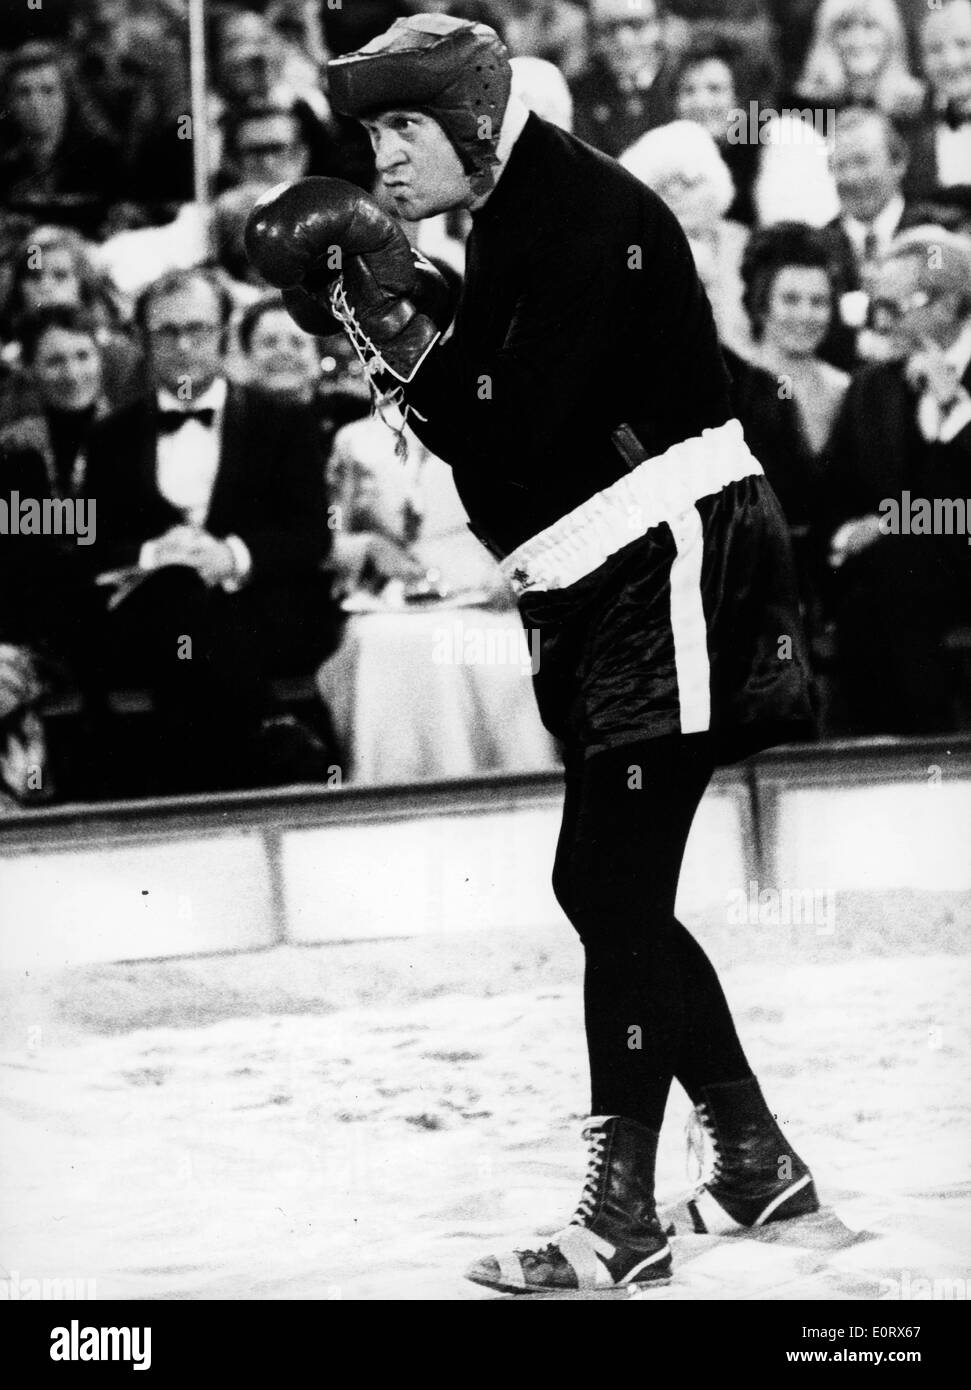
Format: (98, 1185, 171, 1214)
(139, 378, 251, 588)
(916, 321, 971, 445)
(935, 120, 971, 188)
(843, 193, 905, 266)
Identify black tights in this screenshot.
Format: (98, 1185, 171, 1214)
(553, 734, 752, 1133)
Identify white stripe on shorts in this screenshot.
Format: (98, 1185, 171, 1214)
(667, 507, 711, 734)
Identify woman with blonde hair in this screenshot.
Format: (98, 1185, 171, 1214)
(796, 0, 925, 120)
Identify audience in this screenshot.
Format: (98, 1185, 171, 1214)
(621, 120, 753, 356)
(795, 0, 925, 122)
(0, 42, 125, 241)
(0, 226, 144, 422)
(823, 228, 971, 734)
(82, 268, 342, 794)
(236, 294, 370, 458)
(906, 0, 971, 210)
(732, 223, 850, 642)
(571, 0, 679, 156)
(671, 33, 765, 225)
(823, 108, 918, 333)
(1, 0, 970, 807)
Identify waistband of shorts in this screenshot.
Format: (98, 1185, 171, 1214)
(500, 418, 763, 596)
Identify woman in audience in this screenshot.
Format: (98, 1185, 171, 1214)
(620, 120, 753, 356)
(316, 409, 560, 786)
(795, 0, 925, 121)
(0, 226, 142, 424)
(733, 222, 850, 634)
(671, 33, 767, 226)
(237, 294, 371, 459)
(0, 304, 110, 499)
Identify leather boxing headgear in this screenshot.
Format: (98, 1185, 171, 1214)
(327, 13, 512, 198)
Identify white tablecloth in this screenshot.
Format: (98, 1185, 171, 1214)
(317, 605, 560, 785)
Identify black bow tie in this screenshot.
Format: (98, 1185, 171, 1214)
(942, 102, 971, 131)
(157, 407, 216, 434)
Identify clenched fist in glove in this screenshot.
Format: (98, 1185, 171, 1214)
(245, 177, 451, 384)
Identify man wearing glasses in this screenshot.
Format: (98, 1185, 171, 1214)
(826, 227, 971, 733)
(82, 268, 339, 794)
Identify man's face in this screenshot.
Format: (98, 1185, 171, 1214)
(921, 0, 971, 109)
(31, 328, 102, 412)
(9, 64, 68, 142)
(363, 111, 471, 220)
(21, 247, 81, 311)
(235, 113, 308, 187)
(870, 255, 960, 354)
(591, 0, 665, 87)
(144, 279, 224, 398)
(830, 117, 903, 221)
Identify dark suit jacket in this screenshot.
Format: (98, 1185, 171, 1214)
(821, 355, 971, 587)
(83, 382, 331, 582)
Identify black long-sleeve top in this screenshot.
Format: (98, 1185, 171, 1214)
(404, 113, 732, 559)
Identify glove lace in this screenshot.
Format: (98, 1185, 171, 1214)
(328, 278, 426, 461)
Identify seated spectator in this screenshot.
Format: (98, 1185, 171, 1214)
(214, 104, 316, 288)
(571, 0, 680, 158)
(317, 410, 560, 785)
(0, 305, 110, 500)
(0, 313, 109, 803)
(82, 268, 343, 794)
(69, 0, 190, 216)
(0, 41, 125, 241)
(906, 0, 971, 211)
(823, 107, 921, 335)
(236, 295, 370, 459)
(620, 120, 753, 356)
(739, 224, 850, 495)
(0, 226, 144, 424)
(733, 223, 850, 629)
(671, 32, 769, 225)
(823, 227, 971, 734)
(795, 0, 925, 122)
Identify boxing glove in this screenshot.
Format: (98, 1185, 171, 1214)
(245, 177, 447, 382)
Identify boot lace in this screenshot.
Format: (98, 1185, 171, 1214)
(569, 1124, 608, 1227)
(685, 1103, 722, 1187)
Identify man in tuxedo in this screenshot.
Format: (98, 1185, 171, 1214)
(905, 0, 971, 211)
(84, 268, 341, 793)
(823, 228, 971, 734)
(570, 0, 678, 157)
(821, 107, 921, 364)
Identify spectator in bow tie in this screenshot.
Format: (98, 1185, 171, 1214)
(905, 0, 971, 211)
(82, 268, 341, 795)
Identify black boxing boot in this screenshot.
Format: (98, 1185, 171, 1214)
(678, 1078, 820, 1234)
(465, 1116, 672, 1294)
